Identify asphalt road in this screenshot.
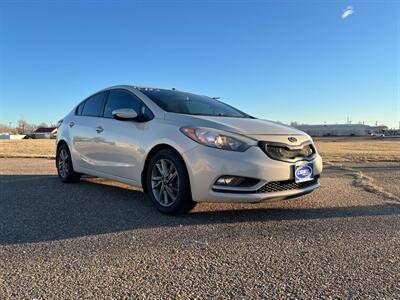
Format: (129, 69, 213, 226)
(0, 158, 399, 299)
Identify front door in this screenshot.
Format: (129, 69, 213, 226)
(90, 89, 146, 183)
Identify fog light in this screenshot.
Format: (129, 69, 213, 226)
(215, 176, 245, 186)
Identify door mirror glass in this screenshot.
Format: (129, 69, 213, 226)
(112, 108, 138, 120)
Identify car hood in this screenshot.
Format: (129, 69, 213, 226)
(165, 113, 305, 136)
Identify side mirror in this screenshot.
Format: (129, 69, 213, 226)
(112, 108, 138, 120)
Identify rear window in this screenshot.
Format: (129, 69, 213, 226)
(81, 92, 107, 117)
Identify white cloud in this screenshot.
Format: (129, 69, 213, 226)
(342, 6, 354, 19)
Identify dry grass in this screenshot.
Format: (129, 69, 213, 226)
(0, 137, 399, 163)
(315, 137, 400, 163)
(0, 140, 56, 158)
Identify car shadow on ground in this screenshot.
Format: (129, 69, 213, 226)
(0, 175, 399, 245)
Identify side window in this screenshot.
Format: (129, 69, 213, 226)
(139, 104, 154, 120)
(104, 90, 141, 118)
(81, 92, 106, 117)
(76, 102, 85, 115)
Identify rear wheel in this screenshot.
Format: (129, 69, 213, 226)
(146, 149, 196, 215)
(56, 143, 81, 183)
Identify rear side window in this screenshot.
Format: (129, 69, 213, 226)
(81, 92, 106, 117)
(103, 90, 141, 118)
(76, 102, 85, 115)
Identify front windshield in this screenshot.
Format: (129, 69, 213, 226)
(140, 89, 252, 118)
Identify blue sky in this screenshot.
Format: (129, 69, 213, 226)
(0, 1, 399, 128)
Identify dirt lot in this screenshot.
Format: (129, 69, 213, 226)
(0, 138, 399, 299)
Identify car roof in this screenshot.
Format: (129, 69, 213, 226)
(100, 85, 177, 92)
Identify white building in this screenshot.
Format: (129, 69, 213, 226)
(294, 124, 387, 137)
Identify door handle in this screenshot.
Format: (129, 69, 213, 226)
(69, 122, 75, 127)
(96, 126, 104, 133)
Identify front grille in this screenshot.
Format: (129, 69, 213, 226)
(256, 177, 319, 193)
(259, 142, 316, 162)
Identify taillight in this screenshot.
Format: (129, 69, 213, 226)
(56, 119, 63, 128)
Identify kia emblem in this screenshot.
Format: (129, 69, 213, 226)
(288, 137, 297, 143)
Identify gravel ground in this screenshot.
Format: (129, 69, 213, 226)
(0, 158, 399, 299)
(364, 169, 400, 198)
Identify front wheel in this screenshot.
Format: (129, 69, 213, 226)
(56, 143, 81, 183)
(146, 149, 196, 215)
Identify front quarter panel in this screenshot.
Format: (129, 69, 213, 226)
(140, 118, 199, 166)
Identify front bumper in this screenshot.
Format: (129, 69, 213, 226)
(182, 145, 323, 203)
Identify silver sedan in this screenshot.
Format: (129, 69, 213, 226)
(56, 85, 323, 214)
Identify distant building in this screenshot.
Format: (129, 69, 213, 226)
(294, 124, 388, 137)
(33, 127, 57, 139)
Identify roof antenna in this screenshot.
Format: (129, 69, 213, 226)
(212, 96, 220, 100)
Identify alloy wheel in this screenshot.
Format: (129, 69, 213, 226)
(151, 159, 179, 207)
(58, 148, 70, 179)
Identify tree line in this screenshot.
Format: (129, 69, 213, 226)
(0, 119, 55, 135)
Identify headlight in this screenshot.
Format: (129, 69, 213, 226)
(180, 127, 255, 152)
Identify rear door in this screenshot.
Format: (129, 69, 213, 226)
(72, 91, 108, 172)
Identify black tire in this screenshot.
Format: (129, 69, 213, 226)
(56, 143, 81, 183)
(146, 149, 196, 215)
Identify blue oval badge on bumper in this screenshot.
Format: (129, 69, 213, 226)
(294, 164, 313, 182)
